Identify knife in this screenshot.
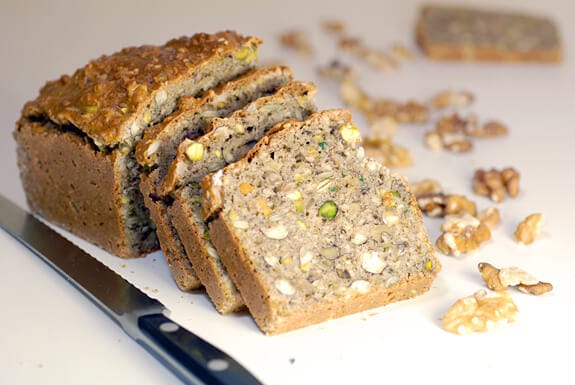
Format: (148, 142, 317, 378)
(0, 193, 263, 385)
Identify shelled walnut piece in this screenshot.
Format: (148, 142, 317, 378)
(362, 136, 413, 168)
(425, 114, 475, 152)
(435, 213, 491, 256)
(317, 60, 358, 81)
(338, 36, 398, 72)
(340, 77, 429, 125)
(417, 193, 477, 218)
(477, 207, 501, 229)
(442, 289, 518, 335)
(478, 262, 553, 295)
(431, 90, 474, 109)
(514, 213, 544, 245)
(473, 167, 520, 203)
(279, 29, 313, 56)
(425, 114, 509, 153)
(410, 178, 442, 198)
(467, 120, 509, 137)
(390, 44, 414, 62)
(322, 19, 346, 34)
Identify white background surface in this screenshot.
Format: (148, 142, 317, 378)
(1, 0, 574, 384)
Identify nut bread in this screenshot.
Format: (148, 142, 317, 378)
(201, 109, 440, 334)
(161, 81, 317, 195)
(416, 4, 562, 62)
(14, 31, 261, 258)
(167, 81, 317, 312)
(139, 66, 294, 289)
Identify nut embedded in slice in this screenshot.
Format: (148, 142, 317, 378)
(185, 141, 205, 162)
(318, 200, 338, 220)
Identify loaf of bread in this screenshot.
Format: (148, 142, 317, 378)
(416, 4, 562, 62)
(15, 32, 442, 334)
(201, 109, 441, 334)
(137, 66, 294, 289)
(14, 31, 261, 258)
(167, 81, 317, 313)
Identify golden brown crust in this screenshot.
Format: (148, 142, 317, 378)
(169, 192, 245, 313)
(139, 171, 202, 290)
(208, 215, 275, 326)
(22, 32, 262, 146)
(209, 215, 438, 335)
(416, 5, 562, 62)
(13, 120, 152, 257)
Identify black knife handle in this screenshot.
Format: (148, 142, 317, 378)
(137, 313, 263, 385)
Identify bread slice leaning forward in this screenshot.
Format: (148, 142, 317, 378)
(201, 109, 441, 334)
(167, 81, 317, 313)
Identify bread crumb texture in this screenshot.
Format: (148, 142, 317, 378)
(206, 109, 440, 334)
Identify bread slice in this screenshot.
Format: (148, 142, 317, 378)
(416, 5, 562, 62)
(167, 81, 317, 313)
(201, 109, 440, 334)
(15, 31, 261, 258)
(138, 66, 294, 290)
(161, 81, 317, 195)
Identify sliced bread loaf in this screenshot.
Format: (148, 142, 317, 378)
(201, 109, 440, 334)
(15, 31, 260, 258)
(138, 66, 294, 290)
(167, 81, 317, 312)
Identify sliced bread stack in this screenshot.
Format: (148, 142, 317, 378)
(201, 109, 440, 334)
(15, 31, 440, 334)
(163, 81, 317, 313)
(135, 65, 298, 290)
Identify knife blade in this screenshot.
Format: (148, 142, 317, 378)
(0, 193, 263, 385)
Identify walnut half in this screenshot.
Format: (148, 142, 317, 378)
(442, 289, 518, 335)
(478, 262, 553, 295)
(436, 213, 491, 256)
(514, 213, 543, 245)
